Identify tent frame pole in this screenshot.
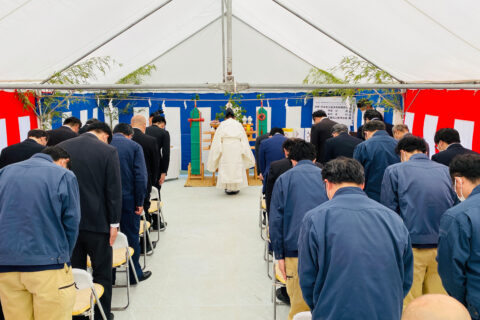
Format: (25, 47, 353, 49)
(225, 0, 234, 84)
(41, 0, 173, 84)
(3, 83, 480, 91)
(221, 0, 226, 83)
(271, 0, 404, 83)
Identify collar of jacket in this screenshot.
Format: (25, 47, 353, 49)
(113, 133, 127, 140)
(296, 159, 316, 167)
(31, 153, 53, 162)
(410, 153, 429, 161)
(471, 185, 480, 198)
(372, 130, 389, 138)
(333, 186, 365, 198)
(84, 132, 100, 140)
(24, 138, 40, 145)
(447, 143, 463, 150)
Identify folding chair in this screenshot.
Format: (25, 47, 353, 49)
(259, 193, 267, 240)
(272, 263, 287, 320)
(72, 268, 107, 320)
(264, 212, 273, 279)
(149, 186, 166, 242)
(293, 312, 312, 320)
(140, 212, 154, 270)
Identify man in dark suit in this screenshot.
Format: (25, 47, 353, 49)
(356, 109, 393, 140)
(131, 115, 160, 221)
(110, 123, 151, 283)
(0, 129, 47, 169)
(259, 128, 287, 192)
(58, 122, 121, 320)
(255, 133, 269, 178)
(47, 116, 81, 146)
(432, 128, 477, 166)
(310, 110, 337, 164)
(146, 115, 170, 187)
(323, 124, 362, 162)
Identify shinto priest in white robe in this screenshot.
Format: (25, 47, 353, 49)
(207, 118, 255, 191)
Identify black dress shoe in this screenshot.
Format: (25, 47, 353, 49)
(225, 190, 240, 195)
(139, 270, 152, 282)
(108, 312, 114, 320)
(276, 287, 290, 305)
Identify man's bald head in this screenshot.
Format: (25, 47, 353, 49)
(402, 294, 471, 320)
(131, 115, 147, 133)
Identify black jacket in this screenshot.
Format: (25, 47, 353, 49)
(145, 125, 170, 175)
(0, 139, 45, 169)
(255, 134, 269, 174)
(132, 128, 160, 190)
(265, 158, 292, 213)
(310, 118, 337, 164)
(47, 126, 78, 146)
(58, 133, 122, 233)
(432, 143, 478, 167)
(323, 132, 362, 163)
(356, 122, 394, 140)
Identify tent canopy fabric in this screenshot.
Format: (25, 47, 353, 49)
(1, 0, 480, 84)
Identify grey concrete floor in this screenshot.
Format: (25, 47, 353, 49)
(113, 176, 289, 320)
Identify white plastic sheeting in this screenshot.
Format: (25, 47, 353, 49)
(1, 0, 480, 84)
(0, 0, 170, 82)
(276, 0, 480, 82)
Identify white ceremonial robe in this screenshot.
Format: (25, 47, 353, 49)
(207, 118, 255, 190)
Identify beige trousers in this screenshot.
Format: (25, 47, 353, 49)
(0, 264, 75, 320)
(285, 257, 310, 320)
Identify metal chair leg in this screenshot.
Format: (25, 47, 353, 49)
(112, 251, 130, 311)
(91, 287, 107, 320)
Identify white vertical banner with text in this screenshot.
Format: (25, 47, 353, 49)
(313, 97, 355, 127)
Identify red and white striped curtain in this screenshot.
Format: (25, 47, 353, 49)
(404, 89, 480, 154)
(0, 91, 38, 151)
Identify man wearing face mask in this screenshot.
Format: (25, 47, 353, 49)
(381, 136, 458, 307)
(58, 122, 121, 320)
(437, 154, 480, 319)
(298, 157, 413, 320)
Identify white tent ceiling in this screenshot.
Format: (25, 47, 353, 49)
(1, 0, 480, 84)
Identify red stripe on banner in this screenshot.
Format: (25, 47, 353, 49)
(405, 89, 480, 153)
(0, 91, 37, 146)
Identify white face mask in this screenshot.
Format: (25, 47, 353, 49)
(455, 179, 466, 202)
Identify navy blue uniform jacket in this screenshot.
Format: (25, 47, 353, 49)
(259, 134, 287, 177)
(381, 153, 458, 246)
(269, 160, 328, 259)
(110, 134, 148, 211)
(298, 187, 413, 320)
(438, 185, 480, 319)
(354, 130, 399, 202)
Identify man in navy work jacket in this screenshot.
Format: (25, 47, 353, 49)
(0, 147, 80, 320)
(111, 123, 151, 283)
(437, 154, 480, 319)
(259, 127, 287, 190)
(298, 157, 413, 320)
(381, 135, 458, 307)
(270, 140, 328, 320)
(354, 120, 399, 202)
